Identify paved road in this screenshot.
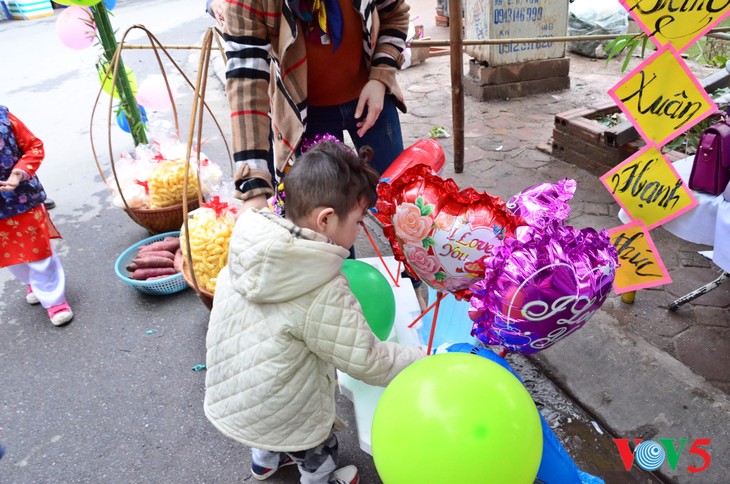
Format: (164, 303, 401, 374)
(1, 1, 723, 483)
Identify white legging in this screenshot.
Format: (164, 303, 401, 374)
(6, 252, 66, 309)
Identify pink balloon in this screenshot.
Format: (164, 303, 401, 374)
(56, 6, 96, 50)
(375, 164, 524, 300)
(468, 222, 618, 354)
(136, 76, 173, 111)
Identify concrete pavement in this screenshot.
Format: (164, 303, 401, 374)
(391, 2, 730, 482)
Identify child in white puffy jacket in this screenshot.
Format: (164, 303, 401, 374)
(204, 141, 424, 484)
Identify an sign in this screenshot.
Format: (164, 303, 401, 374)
(621, 0, 730, 53)
(608, 221, 671, 293)
(600, 145, 698, 229)
(464, 0, 568, 65)
(608, 45, 716, 147)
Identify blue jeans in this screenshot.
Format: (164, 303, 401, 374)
(304, 95, 404, 176)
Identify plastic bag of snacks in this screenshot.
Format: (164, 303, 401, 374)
(147, 158, 200, 209)
(180, 196, 238, 293)
(108, 139, 224, 210)
(107, 146, 160, 209)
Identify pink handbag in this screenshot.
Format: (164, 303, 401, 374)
(689, 118, 730, 196)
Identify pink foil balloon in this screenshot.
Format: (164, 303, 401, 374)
(375, 164, 524, 300)
(468, 222, 618, 354)
(507, 178, 577, 229)
(56, 6, 96, 50)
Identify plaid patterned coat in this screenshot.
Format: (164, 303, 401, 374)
(223, 0, 410, 176)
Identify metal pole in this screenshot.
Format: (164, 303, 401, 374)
(449, 0, 464, 174)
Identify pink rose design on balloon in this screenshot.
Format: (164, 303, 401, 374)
(403, 243, 440, 280)
(393, 203, 432, 244)
(376, 164, 523, 300)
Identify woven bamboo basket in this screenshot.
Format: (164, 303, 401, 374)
(176, 27, 234, 310)
(181, 259, 214, 310)
(90, 25, 231, 235)
(123, 199, 200, 235)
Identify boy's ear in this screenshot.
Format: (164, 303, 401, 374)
(314, 207, 336, 231)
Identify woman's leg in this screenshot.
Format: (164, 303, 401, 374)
(303, 104, 346, 147)
(343, 95, 404, 176)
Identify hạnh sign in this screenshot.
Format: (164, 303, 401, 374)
(600, 145, 698, 229)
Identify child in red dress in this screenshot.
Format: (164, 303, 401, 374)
(0, 106, 73, 326)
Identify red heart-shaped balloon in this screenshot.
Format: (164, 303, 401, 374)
(376, 165, 524, 300)
(380, 138, 446, 183)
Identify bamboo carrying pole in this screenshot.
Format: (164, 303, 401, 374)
(116, 26, 730, 175)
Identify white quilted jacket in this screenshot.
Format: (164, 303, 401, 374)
(204, 209, 424, 452)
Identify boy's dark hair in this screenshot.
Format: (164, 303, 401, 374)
(284, 141, 379, 222)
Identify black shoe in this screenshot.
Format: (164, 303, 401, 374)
(44, 198, 56, 210)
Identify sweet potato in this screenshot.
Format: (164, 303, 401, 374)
(134, 249, 175, 260)
(126, 262, 139, 272)
(132, 256, 175, 269)
(131, 267, 177, 280)
(138, 239, 180, 253)
(173, 248, 183, 273)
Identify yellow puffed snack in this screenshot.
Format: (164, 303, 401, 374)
(147, 159, 199, 209)
(180, 199, 236, 293)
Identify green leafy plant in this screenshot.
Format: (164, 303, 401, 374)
(664, 88, 729, 155)
(605, 33, 652, 73)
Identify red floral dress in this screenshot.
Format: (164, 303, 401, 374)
(0, 112, 59, 268)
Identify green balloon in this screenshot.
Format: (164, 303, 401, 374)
(98, 64, 137, 99)
(341, 259, 396, 341)
(54, 0, 102, 6)
(372, 353, 543, 484)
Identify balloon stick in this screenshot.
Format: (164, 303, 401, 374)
(408, 290, 448, 328)
(360, 221, 400, 287)
(426, 291, 444, 355)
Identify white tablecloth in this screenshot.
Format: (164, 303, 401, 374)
(618, 156, 730, 273)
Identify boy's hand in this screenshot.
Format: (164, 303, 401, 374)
(0, 169, 24, 192)
(430, 342, 457, 355)
(355, 79, 386, 138)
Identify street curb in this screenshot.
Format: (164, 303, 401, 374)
(533, 311, 730, 483)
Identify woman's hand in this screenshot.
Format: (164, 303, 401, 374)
(355, 79, 386, 138)
(0, 169, 24, 192)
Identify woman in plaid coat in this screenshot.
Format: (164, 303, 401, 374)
(222, 0, 411, 203)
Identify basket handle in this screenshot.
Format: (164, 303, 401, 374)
(89, 25, 235, 234)
(182, 28, 226, 302)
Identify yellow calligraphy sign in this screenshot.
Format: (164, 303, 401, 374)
(608, 221, 671, 294)
(608, 46, 716, 147)
(621, 0, 730, 53)
(600, 145, 698, 229)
